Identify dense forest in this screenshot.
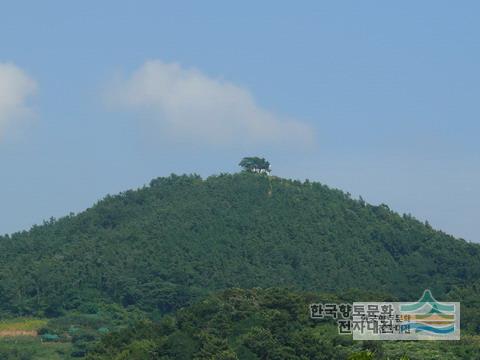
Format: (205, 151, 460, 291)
(87, 288, 480, 360)
(1, 171, 479, 316)
(0, 170, 479, 358)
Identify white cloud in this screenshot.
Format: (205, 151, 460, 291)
(107, 60, 314, 148)
(0, 63, 37, 138)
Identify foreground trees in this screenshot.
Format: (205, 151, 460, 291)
(88, 288, 479, 360)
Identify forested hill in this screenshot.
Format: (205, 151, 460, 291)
(0, 172, 479, 317)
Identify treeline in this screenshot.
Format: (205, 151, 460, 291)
(0, 172, 479, 318)
(87, 288, 480, 360)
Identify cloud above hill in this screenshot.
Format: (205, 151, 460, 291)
(0, 63, 37, 139)
(107, 60, 314, 148)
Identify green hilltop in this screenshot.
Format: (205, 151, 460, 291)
(0, 171, 478, 318)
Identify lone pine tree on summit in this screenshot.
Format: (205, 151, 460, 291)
(239, 156, 271, 174)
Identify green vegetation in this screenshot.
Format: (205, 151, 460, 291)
(1, 172, 479, 317)
(0, 318, 47, 332)
(0, 169, 479, 358)
(36, 304, 145, 357)
(87, 288, 480, 360)
(0, 336, 73, 360)
(239, 157, 271, 173)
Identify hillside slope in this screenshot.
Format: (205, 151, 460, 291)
(0, 172, 478, 316)
(87, 288, 480, 360)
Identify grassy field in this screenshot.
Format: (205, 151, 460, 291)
(0, 336, 72, 360)
(0, 318, 72, 359)
(0, 318, 48, 333)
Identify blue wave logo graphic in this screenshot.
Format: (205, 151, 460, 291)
(399, 290, 457, 337)
(400, 323, 455, 334)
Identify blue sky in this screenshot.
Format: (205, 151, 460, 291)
(0, 1, 478, 241)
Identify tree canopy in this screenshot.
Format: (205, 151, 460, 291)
(239, 157, 271, 173)
(0, 172, 479, 358)
(0, 172, 478, 319)
(88, 288, 480, 360)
